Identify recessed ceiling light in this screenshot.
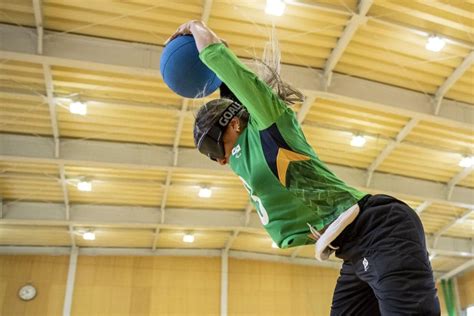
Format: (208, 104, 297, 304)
(69, 101, 87, 115)
(198, 187, 212, 198)
(459, 156, 474, 168)
(265, 0, 286, 16)
(77, 180, 92, 192)
(83, 231, 95, 240)
(350, 134, 366, 148)
(183, 233, 195, 243)
(425, 35, 445, 52)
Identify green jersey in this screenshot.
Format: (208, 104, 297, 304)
(200, 43, 366, 248)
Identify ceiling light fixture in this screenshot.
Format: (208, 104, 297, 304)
(183, 233, 195, 243)
(69, 100, 87, 115)
(265, 0, 286, 16)
(77, 180, 92, 192)
(425, 35, 445, 52)
(83, 230, 96, 241)
(350, 134, 366, 148)
(459, 156, 474, 168)
(198, 187, 212, 198)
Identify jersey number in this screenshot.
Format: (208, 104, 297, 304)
(239, 177, 269, 225)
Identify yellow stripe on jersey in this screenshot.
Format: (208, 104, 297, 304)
(276, 148, 310, 186)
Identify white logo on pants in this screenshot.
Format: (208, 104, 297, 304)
(363, 257, 369, 272)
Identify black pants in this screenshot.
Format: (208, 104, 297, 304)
(330, 194, 440, 316)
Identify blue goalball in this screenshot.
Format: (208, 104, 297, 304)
(160, 35, 222, 98)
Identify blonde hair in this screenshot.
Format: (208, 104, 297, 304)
(255, 25, 304, 105)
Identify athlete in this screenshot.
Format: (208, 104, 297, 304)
(167, 20, 440, 315)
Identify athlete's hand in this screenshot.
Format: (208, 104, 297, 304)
(164, 20, 225, 52)
(165, 20, 201, 45)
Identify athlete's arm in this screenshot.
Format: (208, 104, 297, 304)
(167, 20, 286, 129)
(199, 43, 286, 129)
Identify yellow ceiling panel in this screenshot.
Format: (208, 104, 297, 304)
(120, 0, 203, 13)
(231, 232, 294, 256)
(405, 120, 473, 153)
(444, 221, 474, 238)
(172, 170, 242, 187)
(166, 184, 248, 210)
(180, 115, 198, 148)
(459, 173, 474, 188)
(469, 211, 474, 221)
(0, 224, 70, 246)
(0, 0, 35, 26)
(51, 67, 167, 90)
(0, 69, 44, 86)
(378, 143, 461, 183)
(446, 90, 474, 105)
(0, 60, 45, 98)
(0, 60, 44, 75)
(75, 227, 155, 248)
(0, 174, 63, 202)
(56, 98, 179, 145)
(338, 17, 469, 95)
(336, 58, 440, 95)
(306, 99, 410, 139)
(209, 2, 345, 37)
(344, 42, 456, 77)
(207, 1, 344, 68)
(0, 161, 58, 175)
(447, 66, 474, 104)
(66, 166, 168, 182)
(155, 229, 230, 249)
(0, 59, 45, 96)
(331, 62, 437, 94)
(68, 180, 162, 206)
(212, 0, 351, 26)
(0, 91, 52, 136)
(42, 0, 201, 45)
(420, 204, 467, 234)
(426, 203, 469, 217)
(369, 1, 474, 44)
(57, 129, 175, 145)
(303, 125, 390, 169)
(420, 216, 454, 234)
(341, 51, 445, 87)
(359, 19, 467, 64)
(52, 68, 179, 106)
(431, 256, 470, 273)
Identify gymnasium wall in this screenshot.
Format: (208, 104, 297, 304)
(72, 256, 221, 315)
(0, 255, 68, 316)
(0, 254, 462, 316)
(458, 269, 474, 309)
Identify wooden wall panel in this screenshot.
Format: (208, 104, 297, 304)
(72, 256, 221, 316)
(458, 269, 474, 309)
(436, 282, 447, 316)
(228, 258, 339, 315)
(0, 255, 68, 316)
(0, 255, 461, 315)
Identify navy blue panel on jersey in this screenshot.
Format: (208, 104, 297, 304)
(259, 123, 292, 179)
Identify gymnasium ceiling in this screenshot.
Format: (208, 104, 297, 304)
(0, 0, 473, 278)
